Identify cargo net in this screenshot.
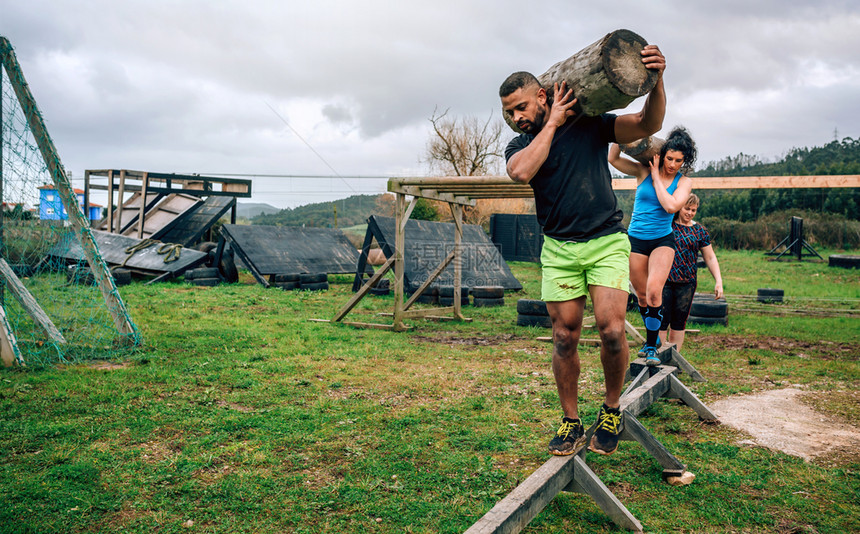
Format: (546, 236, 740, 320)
(1, 65, 138, 366)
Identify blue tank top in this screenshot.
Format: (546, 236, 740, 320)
(627, 172, 682, 239)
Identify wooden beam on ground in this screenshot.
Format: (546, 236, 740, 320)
(464, 445, 642, 534)
(0, 259, 66, 344)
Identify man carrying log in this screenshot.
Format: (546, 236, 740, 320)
(499, 44, 666, 456)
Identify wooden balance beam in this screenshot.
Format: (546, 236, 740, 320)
(465, 344, 717, 533)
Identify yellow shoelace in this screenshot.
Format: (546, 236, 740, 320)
(596, 411, 622, 433)
(556, 420, 579, 438)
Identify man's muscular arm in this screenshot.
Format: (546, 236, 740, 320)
(507, 82, 577, 184)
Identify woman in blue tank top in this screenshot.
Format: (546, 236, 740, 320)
(608, 127, 696, 364)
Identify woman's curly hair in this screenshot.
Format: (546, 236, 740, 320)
(659, 126, 697, 175)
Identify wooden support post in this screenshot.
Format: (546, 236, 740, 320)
(0, 304, 24, 367)
(393, 192, 407, 331)
(106, 170, 115, 233)
(332, 256, 394, 323)
(617, 413, 686, 478)
(116, 169, 127, 234)
(451, 202, 465, 321)
(137, 172, 149, 238)
(666, 374, 719, 421)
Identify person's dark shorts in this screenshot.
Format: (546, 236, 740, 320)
(629, 233, 676, 256)
(661, 280, 697, 330)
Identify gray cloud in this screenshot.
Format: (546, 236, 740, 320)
(2, 0, 859, 207)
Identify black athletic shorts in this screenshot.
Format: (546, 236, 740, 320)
(661, 280, 697, 330)
(629, 233, 676, 256)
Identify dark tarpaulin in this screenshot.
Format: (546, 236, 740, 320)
(367, 215, 522, 290)
(220, 224, 366, 276)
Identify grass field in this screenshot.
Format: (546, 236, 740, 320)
(0, 249, 858, 533)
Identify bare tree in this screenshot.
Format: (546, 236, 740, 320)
(424, 108, 504, 176)
(423, 109, 533, 227)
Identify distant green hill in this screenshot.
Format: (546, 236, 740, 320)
(236, 202, 281, 219)
(250, 194, 383, 228)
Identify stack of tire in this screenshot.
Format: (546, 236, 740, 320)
(471, 286, 505, 308)
(193, 242, 239, 284)
(687, 293, 728, 326)
(270, 273, 300, 290)
(300, 273, 329, 291)
(829, 254, 860, 269)
(408, 283, 438, 304)
(439, 286, 470, 307)
(756, 288, 784, 303)
(363, 277, 390, 296)
(185, 267, 221, 287)
(66, 264, 132, 287)
(516, 299, 552, 328)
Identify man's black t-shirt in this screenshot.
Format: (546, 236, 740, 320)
(504, 114, 625, 242)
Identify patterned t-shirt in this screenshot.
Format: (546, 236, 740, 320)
(668, 221, 711, 283)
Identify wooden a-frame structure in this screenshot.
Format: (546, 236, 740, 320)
(0, 36, 140, 365)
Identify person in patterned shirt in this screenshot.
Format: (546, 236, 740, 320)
(659, 193, 723, 351)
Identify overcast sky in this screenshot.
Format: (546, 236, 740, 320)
(3, 0, 859, 209)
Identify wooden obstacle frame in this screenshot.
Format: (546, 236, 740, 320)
(466, 343, 716, 533)
(85, 169, 251, 242)
(320, 174, 859, 333)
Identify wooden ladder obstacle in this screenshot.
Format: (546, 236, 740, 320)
(465, 344, 717, 534)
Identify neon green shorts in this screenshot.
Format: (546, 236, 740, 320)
(541, 232, 630, 302)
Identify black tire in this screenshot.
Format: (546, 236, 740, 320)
(517, 314, 552, 328)
(67, 265, 96, 285)
(439, 286, 464, 298)
(194, 241, 218, 254)
(517, 299, 549, 316)
(191, 277, 220, 287)
(218, 253, 239, 283)
(687, 315, 728, 326)
(411, 294, 438, 304)
(829, 254, 860, 269)
(302, 281, 329, 291)
(473, 297, 505, 308)
(301, 273, 328, 284)
(694, 292, 726, 302)
(111, 268, 132, 286)
(275, 281, 300, 290)
(689, 299, 728, 318)
(370, 286, 390, 296)
(272, 273, 301, 283)
(757, 288, 784, 303)
(363, 277, 391, 290)
(439, 296, 470, 307)
(471, 286, 504, 299)
(189, 267, 220, 279)
(10, 264, 34, 278)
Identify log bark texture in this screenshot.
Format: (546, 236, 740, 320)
(620, 135, 665, 165)
(506, 29, 658, 132)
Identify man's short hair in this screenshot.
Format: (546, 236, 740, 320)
(499, 71, 541, 98)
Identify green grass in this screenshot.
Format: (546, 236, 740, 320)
(0, 250, 857, 533)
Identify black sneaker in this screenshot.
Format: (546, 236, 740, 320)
(588, 404, 623, 455)
(548, 417, 585, 456)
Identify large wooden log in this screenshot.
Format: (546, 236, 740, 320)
(620, 135, 665, 165)
(506, 29, 658, 132)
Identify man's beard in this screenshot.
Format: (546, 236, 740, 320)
(520, 107, 546, 134)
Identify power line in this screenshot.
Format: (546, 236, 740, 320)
(264, 101, 356, 192)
